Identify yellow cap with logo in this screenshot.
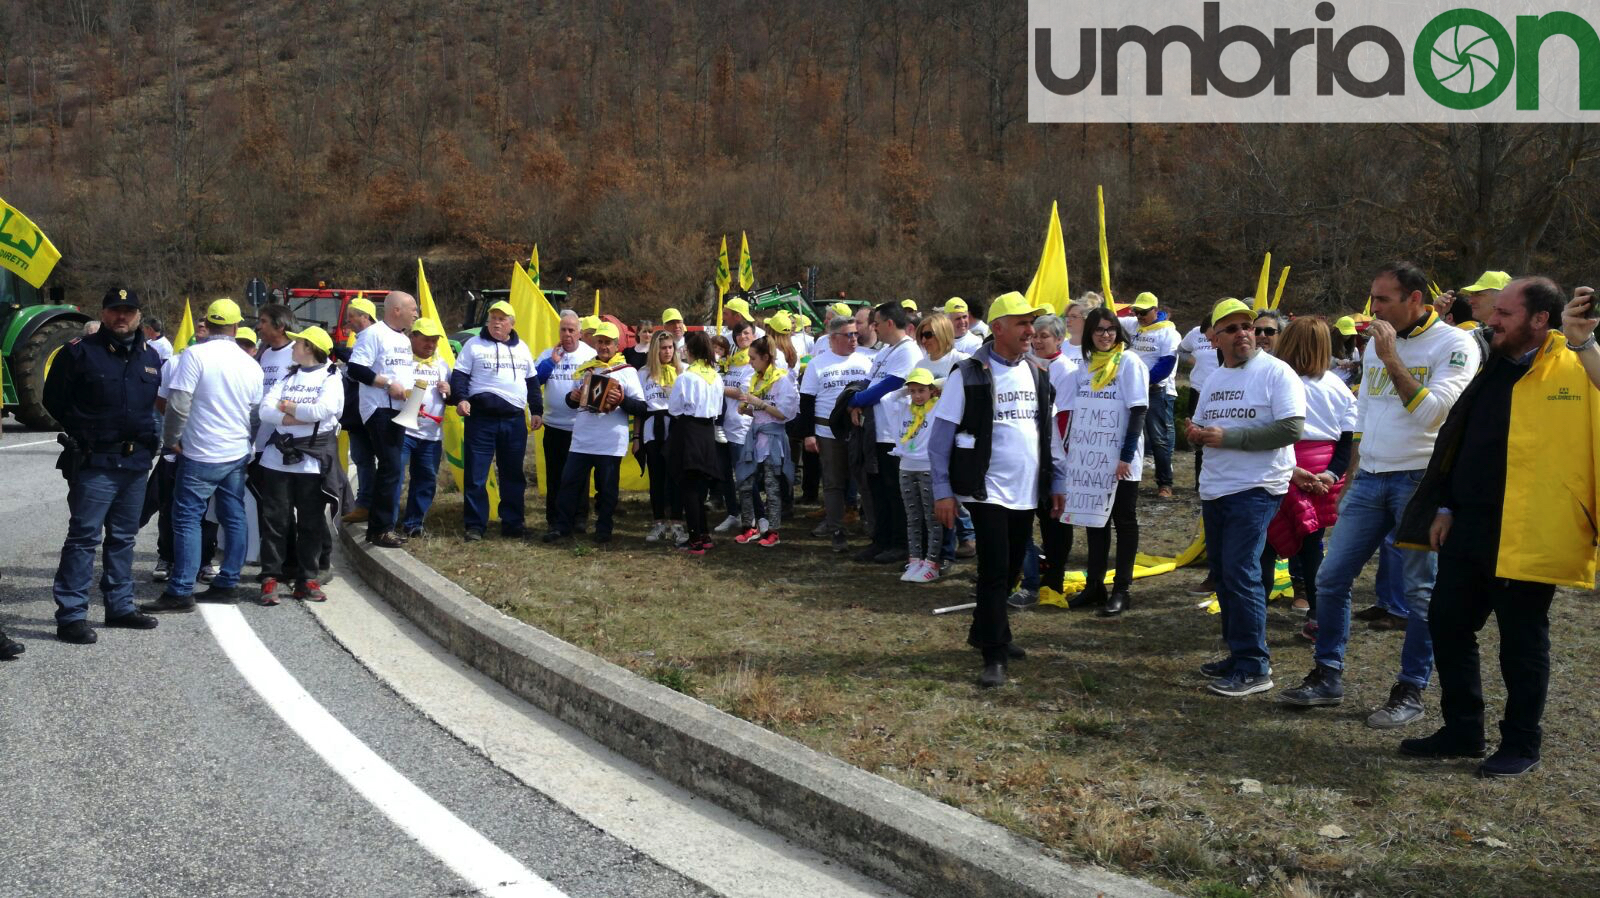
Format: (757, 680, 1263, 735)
(830, 302, 851, 318)
(1334, 315, 1358, 337)
(593, 320, 620, 340)
(905, 367, 936, 386)
(1461, 271, 1511, 294)
(1210, 298, 1253, 327)
(235, 327, 257, 346)
(487, 300, 516, 319)
(724, 297, 752, 319)
(347, 296, 378, 321)
(986, 291, 1049, 324)
(944, 297, 968, 314)
(900, 298, 918, 311)
(411, 318, 446, 338)
(1131, 291, 1159, 311)
(661, 307, 684, 324)
(766, 310, 794, 334)
(286, 325, 334, 354)
(205, 298, 243, 325)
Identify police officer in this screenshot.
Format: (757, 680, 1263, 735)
(42, 288, 163, 644)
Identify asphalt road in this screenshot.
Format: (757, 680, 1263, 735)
(0, 419, 895, 898)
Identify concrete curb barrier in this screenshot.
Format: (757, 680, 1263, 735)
(339, 524, 1176, 898)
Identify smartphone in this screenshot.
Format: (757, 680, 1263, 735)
(1585, 296, 1599, 320)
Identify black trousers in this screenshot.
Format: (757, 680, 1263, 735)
(966, 501, 1032, 663)
(1262, 527, 1325, 614)
(1035, 504, 1073, 593)
(682, 474, 712, 540)
(258, 470, 325, 581)
(1085, 479, 1139, 591)
(643, 439, 682, 520)
(543, 426, 587, 530)
(1432, 522, 1556, 757)
(798, 437, 820, 503)
(365, 409, 405, 540)
(870, 443, 906, 553)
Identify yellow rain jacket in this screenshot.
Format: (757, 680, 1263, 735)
(1398, 330, 1600, 588)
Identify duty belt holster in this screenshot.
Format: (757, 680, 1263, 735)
(55, 434, 87, 482)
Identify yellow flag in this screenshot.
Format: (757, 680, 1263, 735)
(0, 195, 62, 289)
(419, 258, 500, 522)
(529, 245, 541, 289)
(1271, 266, 1290, 310)
(715, 235, 731, 330)
(173, 299, 195, 349)
(1096, 186, 1114, 308)
(738, 231, 754, 291)
(593, 289, 601, 318)
(1025, 200, 1071, 315)
(1253, 253, 1272, 311)
(1428, 279, 1442, 300)
(511, 262, 560, 358)
(1363, 296, 1373, 316)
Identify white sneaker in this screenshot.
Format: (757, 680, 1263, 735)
(899, 559, 927, 582)
(757, 517, 770, 534)
(914, 560, 940, 583)
(152, 560, 170, 582)
(198, 564, 219, 584)
(645, 521, 667, 543)
(713, 515, 740, 533)
(671, 523, 689, 547)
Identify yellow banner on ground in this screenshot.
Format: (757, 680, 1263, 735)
(1025, 200, 1071, 315)
(0, 196, 62, 288)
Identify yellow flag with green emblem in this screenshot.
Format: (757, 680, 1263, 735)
(1025, 200, 1071, 314)
(738, 231, 754, 291)
(715, 235, 730, 330)
(529, 245, 541, 289)
(173, 299, 196, 349)
(0, 196, 62, 288)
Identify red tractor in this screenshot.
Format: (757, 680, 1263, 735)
(279, 287, 395, 347)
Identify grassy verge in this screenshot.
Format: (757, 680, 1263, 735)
(406, 456, 1600, 898)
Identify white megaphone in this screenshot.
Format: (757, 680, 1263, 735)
(392, 385, 426, 432)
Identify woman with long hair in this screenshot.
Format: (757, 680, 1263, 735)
(636, 330, 684, 543)
(1059, 306, 1150, 616)
(1261, 317, 1355, 637)
(732, 337, 798, 546)
(668, 331, 726, 555)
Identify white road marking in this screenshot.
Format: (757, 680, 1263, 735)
(0, 438, 57, 451)
(199, 604, 567, 898)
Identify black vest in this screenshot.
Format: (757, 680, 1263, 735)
(948, 352, 1055, 504)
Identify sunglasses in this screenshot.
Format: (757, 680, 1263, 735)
(839, 332, 859, 339)
(1216, 323, 1251, 335)
(918, 331, 935, 339)
(1254, 327, 1279, 337)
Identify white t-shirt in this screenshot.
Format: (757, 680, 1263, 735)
(669, 367, 725, 419)
(1179, 326, 1220, 394)
(349, 321, 415, 423)
(537, 342, 597, 432)
(953, 331, 983, 354)
(792, 333, 815, 358)
(569, 361, 642, 457)
(1058, 352, 1150, 483)
(933, 358, 1041, 511)
(1036, 353, 1080, 414)
(454, 335, 536, 410)
(866, 336, 920, 444)
(1130, 322, 1181, 396)
(722, 360, 755, 444)
(1063, 342, 1084, 365)
(253, 343, 297, 450)
(1354, 314, 1479, 473)
(890, 393, 937, 472)
(1300, 371, 1357, 442)
(168, 337, 264, 465)
(259, 364, 344, 474)
(406, 356, 451, 441)
(921, 350, 968, 380)
(640, 371, 675, 444)
(1191, 351, 1308, 501)
(799, 348, 872, 440)
(149, 335, 174, 363)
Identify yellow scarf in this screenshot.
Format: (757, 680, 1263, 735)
(576, 354, 623, 377)
(724, 348, 751, 372)
(1138, 320, 1175, 333)
(749, 364, 783, 398)
(688, 360, 720, 385)
(1089, 348, 1124, 392)
(653, 363, 679, 389)
(900, 400, 933, 445)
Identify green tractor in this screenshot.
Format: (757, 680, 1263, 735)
(0, 268, 89, 429)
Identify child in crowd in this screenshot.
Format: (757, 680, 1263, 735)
(894, 368, 942, 583)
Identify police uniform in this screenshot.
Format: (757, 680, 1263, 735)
(42, 288, 162, 642)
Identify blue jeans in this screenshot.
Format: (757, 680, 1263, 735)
(348, 421, 376, 510)
(1021, 540, 1041, 591)
(1144, 387, 1174, 487)
(554, 452, 620, 538)
(1202, 487, 1282, 677)
(1313, 470, 1438, 689)
(1374, 531, 1410, 617)
(169, 455, 250, 597)
(462, 414, 527, 535)
(53, 467, 149, 624)
(941, 506, 976, 561)
(399, 436, 443, 533)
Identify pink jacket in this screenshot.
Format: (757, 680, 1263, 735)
(1267, 440, 1344, 558)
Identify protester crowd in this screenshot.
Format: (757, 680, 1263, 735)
(8, 264, 1599, 781)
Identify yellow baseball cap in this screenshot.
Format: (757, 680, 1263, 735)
(724, 297, 752, 319)
(1334, 316, 1358, 337)
(905, 367, 936, 386)
(795, 313, 812, 328)
(234, 327, 257, 346)
(205, 298, 243, 325)
(593, 321, 620, 340)
(347, 297, 378, 321)
(1461, 270, 1511, 294)
(1131, 291, 1159, 311)
(661, 307, 684, 324)
(286, 325, 334, 354)
(487, 300, 516, 319)
(766, 311, 794, 334)
(581, 315, 600, 331)
(900, 298, 918, 311)
(830, 302, 851, 318)
(411, 318, 446, 338)
(944, 297, 968, 314)
(986, 291, 1049, 324)
(1210, 298, 1253, 327)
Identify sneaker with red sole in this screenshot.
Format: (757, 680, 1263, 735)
(295, 580, 327, 602)
(260, 578, 281, 607)
(683, 540, 707, 557)
(733, 528, 761, 544)
(757, 531, 780, 547)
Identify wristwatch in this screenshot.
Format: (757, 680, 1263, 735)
(1571, 333, 1597, 353)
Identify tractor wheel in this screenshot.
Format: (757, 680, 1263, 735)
(10, 318, 81, 430)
